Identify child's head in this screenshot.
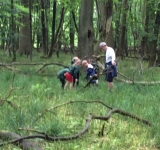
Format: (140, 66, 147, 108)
(74, 59, 82, 66)
(87, 59, 93, 64)
(73, 56, 79, 61)
(71, 56, 79, 64)
(82, 60, 88, 67)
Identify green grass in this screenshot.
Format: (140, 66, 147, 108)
(0, 51, 160, 149)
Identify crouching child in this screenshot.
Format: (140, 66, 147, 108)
(82, 60, 98, 86)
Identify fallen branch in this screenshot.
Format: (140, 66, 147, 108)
(0, 74, 23, 109)
(84, 75, 99, 88)
(0, 106, 151, 147)
(0, 62, 68, 74)
(0, 130, 43, 150)
(34, 100, 151, 126)
(0, 62, 68, 67)
(0, 100, 151, 148)
(95, 61, 160, 85)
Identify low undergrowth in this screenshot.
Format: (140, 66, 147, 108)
(0, 52, 160, 150)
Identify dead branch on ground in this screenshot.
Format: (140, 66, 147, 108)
(34, 100, 151, 126)
(0, 62, 68, 74)
(0, 130, 43, 150)
(0, 100, 151, 149)
(92, 56, 160, 85)
(0, 103, 151, 147)
(84, 75, 99, 88)
(0, 74, 23, 109)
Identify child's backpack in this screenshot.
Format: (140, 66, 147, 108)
(91, 62, 100, 75)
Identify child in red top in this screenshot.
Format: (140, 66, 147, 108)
(64, 59, 81, 89)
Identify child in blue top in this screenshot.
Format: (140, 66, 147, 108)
(82, 60, 98, 85)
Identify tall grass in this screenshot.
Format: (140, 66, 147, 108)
(0, 52, 160, 149)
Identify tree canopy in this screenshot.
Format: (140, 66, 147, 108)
(0, 0, 160, 64)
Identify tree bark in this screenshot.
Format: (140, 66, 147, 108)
(77, 0, 94, 58)
(41, 0, 47, 56)
(48, 0, 57, 57)
(0, 130, 43, 150)
(148, 2, 160, 67)
(94, 0, 114, 55)
(18, 0, 32, 56)
(116, 0, 128, 58)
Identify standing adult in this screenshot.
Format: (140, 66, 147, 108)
(99, 42, 117, 92)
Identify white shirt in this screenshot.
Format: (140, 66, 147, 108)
(106, 47, 116, 63)
(88, 64, 94, 69)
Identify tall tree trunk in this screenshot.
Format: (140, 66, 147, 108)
(29, 0, 32, 60)
(70, 12, 75, 54)
(116, 0, 128, 58)
(18, 0, 31, 56)
(41, 0, 47, 55)
(54, 7, 65, 58)
(141, 0, 149, 58)
(78, 0, 94, 58)
(149, 2, 160, 67)
(11, 0, 16, 61)
(48, 0, 56, 57)
(94, 0, 114, 55)
(114, 0, 122, 50)
(45, 0, 49, 55)
(72, 11, 78, 33)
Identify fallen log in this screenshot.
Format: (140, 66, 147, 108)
(0, 130, 43, 150)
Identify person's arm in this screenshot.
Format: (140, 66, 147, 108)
(110, 49, 116, 65)
(86, 68, 93, 80)
(73, 66, 79, 82)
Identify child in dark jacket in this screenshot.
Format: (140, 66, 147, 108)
(57, 68, 70, 89)
(82, 60, 98, 85)
(71, 56, 80, 87)
(64, 59, 81, 89)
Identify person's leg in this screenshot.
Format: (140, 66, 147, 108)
(60, 78, 65, 89)
(106, 72, 114, 91)
(69, 82, 73, 89)
(73, 77, 76, 87)
(108, 82, 114, 91)
(64, 81, 68, 89)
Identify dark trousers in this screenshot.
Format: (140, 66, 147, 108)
(105, 62, 117, 82)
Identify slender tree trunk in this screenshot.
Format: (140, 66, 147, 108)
(11, 0, 16, 61)
(18, 0, 31, 56)
(72, 11, 78, 33)
(29, 0, 32, 60)
(45, 0, 49, 55)
(41, 0, 47, 55)
(141, 0, 149, 58)
(149, 2, 160, 67)
(70, 12, 75, 54)
(116, 0, 128, 58)
(48, 0, 56, 57)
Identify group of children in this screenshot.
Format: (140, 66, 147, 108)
(57, 56, 99, 89)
